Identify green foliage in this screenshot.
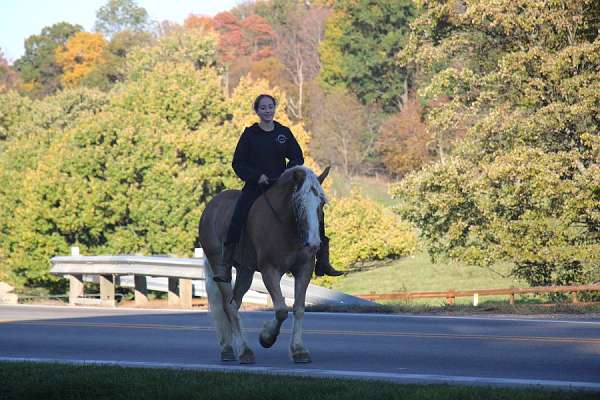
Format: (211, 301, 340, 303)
(13, 22, 83, 97)
(319, 0, 415, 111)
(2, 60, 237, 285)
(326, 190, 417, 270)
(94, 0, 152, 38)
(395, 0, 600, 286)
(81, 30, 155, 91)
(124, 27, 219, 81)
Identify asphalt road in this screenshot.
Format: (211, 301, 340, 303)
(1, 305, 599, 389)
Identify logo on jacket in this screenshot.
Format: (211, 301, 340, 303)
(276, 134, 288, 144)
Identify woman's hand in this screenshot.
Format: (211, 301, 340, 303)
(258, 174, 269, 185)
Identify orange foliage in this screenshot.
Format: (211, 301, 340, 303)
(55, 32, 107, 87)
(377, 98, 433, 177)
(184, 14, 214, 30)
(212, 11, 274, 63)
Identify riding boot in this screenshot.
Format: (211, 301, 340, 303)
(213, 242, 236, 283)
(315, 236, 343, 277)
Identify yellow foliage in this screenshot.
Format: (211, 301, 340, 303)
(55, 32, 107, 87)
(326, 190, 417, 269)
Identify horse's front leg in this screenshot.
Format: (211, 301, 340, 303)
(259, 268, 287, 348)
(290, 265, 312, 363)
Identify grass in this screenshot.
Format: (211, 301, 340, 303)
(1, 362, 596, 400)
(328, 170, 395, 206)
(331, 253, 524, 304)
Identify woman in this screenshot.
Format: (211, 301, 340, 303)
(213, 94, 342, 282)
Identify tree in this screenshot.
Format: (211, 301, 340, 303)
(0, 49, 19, 93)
(307, 85, 380, 175)
(275, 3, 329, 119)
(377, 97, 433, 177)
(13, 22, 82, 97)
(393, 0, 600, 287)
(82, 30, 154, 91)
(319, 0, 415, 112)
(55, 32, 107, 87)
(94, 0, 152, 39)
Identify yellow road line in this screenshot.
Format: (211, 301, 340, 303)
(2, 320, 599, 345)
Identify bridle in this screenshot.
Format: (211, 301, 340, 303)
(259, 179, 309, 243)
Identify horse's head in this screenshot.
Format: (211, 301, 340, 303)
(279, 166, 329, 251)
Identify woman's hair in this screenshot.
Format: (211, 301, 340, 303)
(253, 94, 277, 112)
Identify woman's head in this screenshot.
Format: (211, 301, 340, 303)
(253, 94, 277, 123)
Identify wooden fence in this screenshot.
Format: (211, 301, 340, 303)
(358, 284, 600, 305)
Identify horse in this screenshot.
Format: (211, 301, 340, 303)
(197, 165, 329, 364)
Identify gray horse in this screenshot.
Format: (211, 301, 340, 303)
(197, 165, 329, 364)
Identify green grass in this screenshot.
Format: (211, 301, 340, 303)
(329, 171, 395, 206)
(332, 253, 523, 304)
(1, 362, 596, 400)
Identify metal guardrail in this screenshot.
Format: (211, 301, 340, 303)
(358, 284, 600, 305)
(50, 247, 373, 309)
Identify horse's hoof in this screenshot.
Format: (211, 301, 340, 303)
(239, 347, 255, 364)
(220, 346, 236, 362)
(292, 350, 311, 363)
(259, 333, 275, 348)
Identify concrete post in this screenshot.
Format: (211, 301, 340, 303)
(99, 274, 115, 307)
(68, 274, 84, 305)
(134, 275, 149, 306)
(168, 277, 180, 306)
(179, 279, 192, 309)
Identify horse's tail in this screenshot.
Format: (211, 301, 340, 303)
(203, 257, 233, 348)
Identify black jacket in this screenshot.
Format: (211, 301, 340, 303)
(232, 121, 304, 188)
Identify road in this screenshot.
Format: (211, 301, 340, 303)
(1, 305, 599, 389)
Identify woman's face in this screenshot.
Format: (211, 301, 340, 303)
(256, 97, 275, 123)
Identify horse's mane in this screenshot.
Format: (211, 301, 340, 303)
(278, 166, 327, 204)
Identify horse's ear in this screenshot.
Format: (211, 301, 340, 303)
(317, 166, 330, 185)
(293, 168, 306, 184)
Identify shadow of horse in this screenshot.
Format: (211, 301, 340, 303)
(197, 165, 329, 364)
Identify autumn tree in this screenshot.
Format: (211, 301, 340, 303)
(377, 97, 432, 177)
(275, 3, 329, 119)
(55, 32, 107, 87)
(94, 0, 153, 38)
(212, 11, 275, 92)
(394, 0, 600, 287)
(82, 30, 154, 91)
(319, 0, 415, 112)
(13, 22, 82, 97)
(0, 50, 19, 93)
(307, 85, 380, 175)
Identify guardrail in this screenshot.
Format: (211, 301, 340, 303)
(50, 247, 373, 309)
(357, 284, 600, 305)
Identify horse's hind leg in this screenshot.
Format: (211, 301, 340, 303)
(290, 267, 312, 363)
(259, 268, 288, 348)
(203, 257, 235, 361)
(218, 280, 255, 364)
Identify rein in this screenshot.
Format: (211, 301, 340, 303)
(259, 181, 285, 225)
(259, 180, 305, 243)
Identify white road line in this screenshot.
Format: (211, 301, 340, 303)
(0, 356, 598, 391)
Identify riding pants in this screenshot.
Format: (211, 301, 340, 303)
(224, 184, 266, 245)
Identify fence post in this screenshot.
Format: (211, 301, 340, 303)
(134, 275, 148, 306)
(572, 291, 579, 304)
(446, 290, 455, 305)
(509, 292, 515, 305)
(99, 274, 115, 307)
